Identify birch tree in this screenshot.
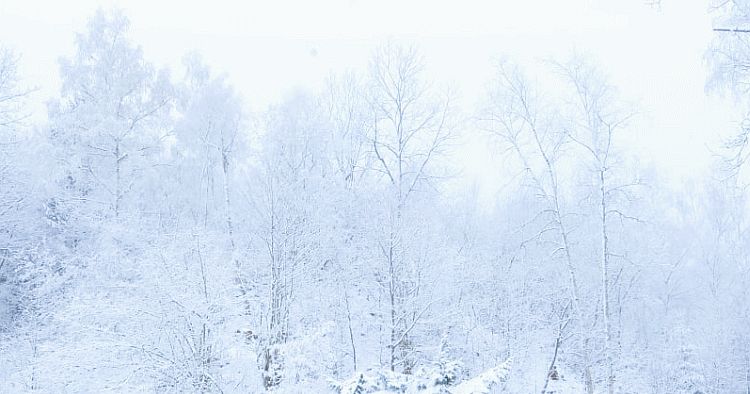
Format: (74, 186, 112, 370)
(705, 5, 750, 390)
(175, 54, 244, 236)
(48, 9, 173, 220)
(709, 0, 750, 185)
(481, 64, 580, 386)
(254, 91, 335, 387)
(482, 62, 580, 311)
(558, 58, 639, 394)
(365, 43, 453, 373)
(480, 61, 599, 392)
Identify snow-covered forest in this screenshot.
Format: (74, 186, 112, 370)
(1, 1, 750, 393)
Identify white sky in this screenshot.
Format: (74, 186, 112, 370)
(0, 0, 743, 197)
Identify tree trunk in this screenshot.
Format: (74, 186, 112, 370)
(600, 168, 614, 394)
(114, 140, 121, 217)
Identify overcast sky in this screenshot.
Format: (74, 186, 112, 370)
(0, 0, 742, 196)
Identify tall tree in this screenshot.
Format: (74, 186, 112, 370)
(365, 43, 453, 373)
(48, 9, 173, 220)
(480, 61, 592, 390)
(253, 91, 335, 387)
(558, 57, 639, 394)
(0, 47, 36, 332)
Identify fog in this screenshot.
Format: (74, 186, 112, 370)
(0, 1, 748, 393)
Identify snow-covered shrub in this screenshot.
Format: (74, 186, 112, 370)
(331, 358, 510, 394)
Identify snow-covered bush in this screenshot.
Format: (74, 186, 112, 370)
(331, 358, 510, 394)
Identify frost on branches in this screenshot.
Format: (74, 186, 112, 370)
(2, 4, 750, 394)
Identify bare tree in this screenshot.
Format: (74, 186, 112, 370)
(324, 71, 369, 188)
(366, 42, 453, 373)
(480, 61, 599, 392)
(709, 1, 750, 185)
(254, 92, 333, 387)
(0, 48, 32, 130)
(557, 57, 639, 394)
(0, 47, 37, 338)
(0, 47, 31, 228)
(481, 62, 581, 313)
